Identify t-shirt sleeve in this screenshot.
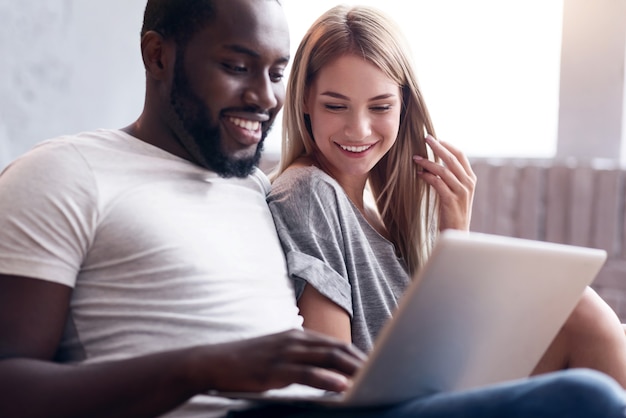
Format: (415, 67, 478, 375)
(0, 140, 98, 287)
(268, 172, 353, 317)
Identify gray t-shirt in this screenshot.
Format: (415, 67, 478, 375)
(268, 165, 411, 352)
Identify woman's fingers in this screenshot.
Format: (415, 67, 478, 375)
(415, 135, 476, 192)
(413, 135, 476, 231)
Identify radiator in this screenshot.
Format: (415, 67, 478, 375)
(470, 158, 626, 321)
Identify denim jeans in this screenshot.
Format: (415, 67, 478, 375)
(228, 369, 626, 418)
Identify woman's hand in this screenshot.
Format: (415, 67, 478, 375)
(413, 135, 476, 231)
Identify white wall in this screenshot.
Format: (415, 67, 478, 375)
(0, 0, 146, 169)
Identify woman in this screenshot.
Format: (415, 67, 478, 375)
(268, 4, 626, 387)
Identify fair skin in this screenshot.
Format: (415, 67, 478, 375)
(293, 54, 475, 343)
(292, 53, 626, 388)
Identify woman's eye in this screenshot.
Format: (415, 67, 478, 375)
(371, 105, 392, 112)
(324, 104, 346, 111)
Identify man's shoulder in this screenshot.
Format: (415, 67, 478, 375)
(16, 129, 126, 162)
(0, 129, 151, 194)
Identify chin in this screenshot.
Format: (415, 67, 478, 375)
(229, 148, 258, 161)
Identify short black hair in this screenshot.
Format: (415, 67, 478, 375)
(141, 0, 216, 45)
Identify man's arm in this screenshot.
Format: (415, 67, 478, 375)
(0, 274, 366, 418)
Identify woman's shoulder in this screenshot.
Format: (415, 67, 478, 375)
(271, 161, 341, 195)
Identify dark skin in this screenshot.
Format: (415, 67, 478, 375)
(0, 1, 366, 417)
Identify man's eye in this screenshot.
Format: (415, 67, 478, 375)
(270, 72, 284, 82)
(223, 63, 247, 73)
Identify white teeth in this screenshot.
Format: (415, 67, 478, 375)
(339, 144, 372, 153)
(229, 117, 260, 131)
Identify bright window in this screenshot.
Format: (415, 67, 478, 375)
(267, 0, 564, 159)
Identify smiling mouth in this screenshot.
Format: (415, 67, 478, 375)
(228, 116, 261, 132)
(338, 144, 373, 153)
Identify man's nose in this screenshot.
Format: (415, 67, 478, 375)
(242, 75, 279, 110)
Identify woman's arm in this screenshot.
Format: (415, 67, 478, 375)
(297, 284, 352, 344)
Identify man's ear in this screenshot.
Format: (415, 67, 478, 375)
(140, 31, 174, 80)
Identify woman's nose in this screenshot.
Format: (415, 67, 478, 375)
(345, 110, 372, 139)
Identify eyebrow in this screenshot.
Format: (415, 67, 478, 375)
(320, 91, 397, 101)
(223, 44, 290, 65)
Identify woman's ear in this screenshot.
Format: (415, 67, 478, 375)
(140, 31, 174, 81)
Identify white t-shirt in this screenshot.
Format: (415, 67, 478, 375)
(0, 129, 303, 417)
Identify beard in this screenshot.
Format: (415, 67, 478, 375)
(169, 52, 266, 178)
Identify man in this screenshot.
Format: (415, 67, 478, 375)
(0, 1, 624, 417)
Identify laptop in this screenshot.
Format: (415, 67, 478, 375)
(215, 230, 607, 407)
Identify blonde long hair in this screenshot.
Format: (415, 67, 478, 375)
(274, 5, 439, 275)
